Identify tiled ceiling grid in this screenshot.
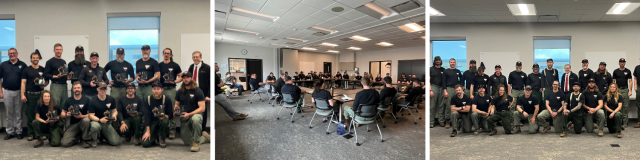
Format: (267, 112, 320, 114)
(215, 0, 426, 54)
(430, 0, 640, 23)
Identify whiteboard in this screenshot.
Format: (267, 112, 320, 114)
(585, 52, 633, 99)
(479, 52, 520, 77)
(34, 35, 90, 91)
(299, 61, 315, 73)
(180, 33, 210, 90)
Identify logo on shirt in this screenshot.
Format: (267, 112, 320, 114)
(79, 104, 84, 109)
(106, 103, 111, 108)
(124, 67, 128, 71)
(539, 77, 541, 79)
(625, 72, 628, 75)
(89, 70, 92, 73)
(456, 73, 459, 75)
(190, 94, 194, 98)
(169, 68, 173, 72)
(83, 65, 87, 68)
(521, 75, 524, 78)
(486, 100, 489, 103)
(594, 95, 598, 98)
(576, 98, 579, 101)
(584, 74, 587, 77)
(38, 72, 43, 76)
(462, 102, 466, 105)
(604, 77, 606, 80)
(494, 77, 497, 79)
(484, 78, 487, 81)
(145, 65, 150, 69)
(528, 101, 532, 104)
(18, 65, 22, 69)
(557, 96, 560, 100)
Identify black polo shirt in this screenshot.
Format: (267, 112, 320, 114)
(565, 93, 585, 111)
(472, 94, 491, 112)
(0, 59, 27, 90)
(267, 75, 276, 82)
(143, 95, 173, 127)
(508, 71, 527, 90)
(335, 74, 342, 79)
(44, 57, 67, 84)
(451, 94, 472, 110)
(117, 95, 143, 120)
(546, 91, 565, 110)
(583, 91, 603, 108)
(67, 60, 90, 84)
(462, 70, 476, 89)
(135, 58, 160, 86)
(613, 68, 632, 88)
(22, 65, 47, 92)
(527, 73, 544, 90)
(355, 76, 362, 80)
(104, 60, 135, 87)
(604, 94, 624, 110)
(492, 95, 513, 111)
(578, 69, 595, 89)
(595, 71, 612, 94)
(158, 61, 182, 87)
(443, 68, 463, 88)
(472, 74, 490, 94)
(175, 87, 205, 113)
(430, 66, 444, 87)
(78, 66, 109, 95)
(517, 95, 538, 114)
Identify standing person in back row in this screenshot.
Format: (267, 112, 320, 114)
(560, 64, 578, 95)
(105, 48, 135, 108)
(462, 59, 477, 97)
(528, 64, 545, 106)
(489, 65, 507, 97)
(541, 59, 559, 106)
(429, 56, 445, 128)
(612, 58, 632, 128)
(578, 59, 595, 93)
(21, 52, 48, 141)
(158, 48, 182, 139)
(78, 52, 110, 100)
(45, 43, 69, 112)
(595, 62, 612, 95)
(1, 48, 28, 140)
(135, 45, 161, 101)
(508, 61, 527, 115)
(188, 51, 211, 134)
(634, 61, 640, 128)
(442, 58, 463, 129)
(67, 45, 90, 92)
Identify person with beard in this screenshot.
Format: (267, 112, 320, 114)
(105, 48, 136, 108)
(513, 85, 539, 134)
(449, 84, 472, 137)
(489, 65, 508, 97)
(158, 48, 182, 139)
(541, 59, 559, 107)
(471, 85, 491, 135)
(429, 56, 445, 128)
(67, 45, 90, 87)
(508, 61, 527, 115)
(78, 52, 110, 100)
(44, 43, 69, 113)
(114, 82, 143, 145)
(470, 62, 490, 99)
(32, 91, 62, 147)
(578, 59, 595, 92)
(561, 82, 585, 137)
(334, 71, 342, 88)
(214, 64, 247, 121)
(135, 45, 161, 102)
(442, 58, 463, 129)
(188, 51, 212, 133)
(612, 58, 632, 128)
(634, 61, 640, 128)
(487, 84, 514, 136)
(528, 64, 545, 106)
(560, 64, 578, 95)
(398, 73, 409, 84)
(595, 62, 612, 95)
(537, 81, 566, 134)
(604, 83, 624, 138)
(141, 82, 173, 148)
(323, 72, 333, 89)
(275, 73, 286, 102)
(583, 79, 605, 136)
(175, 71, 210, 152)
(20, 52, 49, 141)
(87, 82, 119, 147)
(462, 59, 477, 96)
(60, 82, 92, 147)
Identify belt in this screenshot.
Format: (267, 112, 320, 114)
(619, 86, 628, 89)
(26, 91, 42, 94)
(163, 86, 176, 89)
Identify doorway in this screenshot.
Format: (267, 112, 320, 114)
(228, 58, 263, 90)
(370, 61, 391, 78)
(323, 62, 332, 74)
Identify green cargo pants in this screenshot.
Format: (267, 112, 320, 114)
(50, 83, 68, 109)
(443, 87, 455, 122)
(31, 120, 61, 147)
(142, 118, 169, 148)
(451, 111, 472, 133)
(113, 116, 142, 138)
(162, 88, 178, 137)
(471, 112, 489, 132)
(543, 87, 552, 106)
(487, 111, 512, 134)
(512, 111, 538, 134)
(510, 90, 524, 113)
(89, 121, 120, 146)
(584, 109, 605, 133)
(136, 85, 153, 101)
(430, 85, 444, 123)
(605, 111, 622, 133)
(619, 88, 630, 125)
(343, 106, 376, 121)
(563, 111, 584, 134)
(464, 89, 470, 97)
(537, 109, 564, 133)
(110, 87, 126, 104)
(25, 92, 41, 138)
(180, 113, 205, 145)
(531, 90, 543, 107)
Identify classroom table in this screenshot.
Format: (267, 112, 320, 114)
(351, 80, 361, 89)
(332, 93, 356, 124)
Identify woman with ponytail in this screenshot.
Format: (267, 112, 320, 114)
(33, 90, 62, 147)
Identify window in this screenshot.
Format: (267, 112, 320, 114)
(0, 20, 15, 62)
(534, 39, 571, 80)
(107, 16, 160, 82)
(431, 41, 467, 72)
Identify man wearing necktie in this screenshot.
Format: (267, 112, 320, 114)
(561, 64, 578, 95)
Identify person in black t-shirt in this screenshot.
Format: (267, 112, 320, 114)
(60, 82, 92, 147)
(78, 52, 110, 100)
(395, 80, 424, 106)
(335, 71, 343, 88)
(379, 77, 398, 116)
(323, 72, 333, 89)
(311, 79, 337, 122)
(32, 91, 62, 147)
(141, 82, 173, 148)
(275, 73, 286, 102)
(158, 48, 183, 139)
(487, 84, 514, 135)
(114, 82, 143, 145)
(354, 73, 363, 88)
(450, 85, 472, 137)
(88, 82, 119, 147)
(175, 72, 210, 152)
(537, 81, 566, 134)
(343, 77, 379, 128)
(249, 73, 272, 98)
(68, 45, 90, 85)
(604, 83, 624, 138)
(44, 43, 69, 115)
(374, 73, 383, 87)
(583, 79, 605, 136)
(282, 76, 306, 113)
(561, 82, 585, 136)
(471, 85, 491, 134)
(612, 58, 632, 127)
(398, 73, 409, 84)
(513, 85, 539, 134)
(135, 45, 161, 101)
(21, 52, 48, 141)
(105, 47, 136, 106)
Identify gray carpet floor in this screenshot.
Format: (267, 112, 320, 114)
(215, 86, 426, 160)
(430, 119, 640, 159)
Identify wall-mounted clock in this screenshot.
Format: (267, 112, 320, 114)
(241, 49, 248, 55)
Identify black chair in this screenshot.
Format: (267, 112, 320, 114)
(398, 94, 424, 124)
(377, 97, 397, 127)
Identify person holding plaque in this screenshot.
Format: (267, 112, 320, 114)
(175, 72, 210, 152)
(136, 45, 161, 101)
(20, 52, 47, 141)
(44, 43, 69, 110)
(105, 47, 135, 106)
(78, 52, 110, 100)
(88, 82, 119, 147)
(115, 82, 143, 145)
(67, 45, 90, 86)
(158, 48, 182, 140)
(141, 82, 173, 148)
(60, 82, 92, 147)
(33, 91, 61, 147)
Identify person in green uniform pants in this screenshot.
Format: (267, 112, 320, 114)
(158, 48, 183, 140)
(611, 58, 632, 129)
(508, 61, 527, 123)
(429, 56, 445, 128)
(32, 91, 61, 147)
(175, 72, 210, 152)
(114, 82, 143, 145)
(449, 84, 472, 137)
(88, 82, 120, 147)
(541, 59, 559, 109)
(561, 82, 585, 137)
(537, 81, 566, 134)
(604, 83, 624, 138)
(21, 52, 47, 141)
(471, 84, 491, 135)
(443, 58, 463, 129)
(135, 45, 161, 102)
(487, 84, 514, 136)
(528, 64, 545, 107)
(583, 79, 606, 137)
(513, 85, 539, 134)
(141, 82, 173, 148)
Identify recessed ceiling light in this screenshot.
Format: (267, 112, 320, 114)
(285, 37, 306, 42)
(397, 23, 425, 33)
(331, 7, 344, 12)
(327, 50, 340, 53)
(320, 43, 338, 47)
(225, 28, 259, 35)
(429, 7, 445, 16)
(301, 47, 317, 50)
(507, 4, 536, 16)
(309, 26, 337, 34)
(356, 1, 398, 19)
(231, 7, 280, 22)
(347, 47, 361, 50)
(607, 3, 640, 14)
(349, 35, 371, 41)
(376, 42, 393, 46)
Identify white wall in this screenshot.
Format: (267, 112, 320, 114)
(214, 43, 278, 78)
(298, 51, 338, 74)
(354, 46, 426, 80)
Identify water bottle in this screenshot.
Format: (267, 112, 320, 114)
(337, 123, 345, 135)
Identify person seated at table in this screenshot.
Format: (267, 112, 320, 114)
(355, 73, 363, 88)
(343, 77, 379, 128)
(379, 77, 397, 118)
(312, 72, 320, 80)
(282, 76, 306, 113)
(374, 74, 383, 87)
(335, 71, 343, 88)
(343, 72, 350, 87)
(394, 80, 424, 113)
(398, 73, 409, 84)
(224, 72, 244, 96)
(275, 73, 286, 102)
(305, 73, 314, 87)
(323, 72, 333, 89)
(249, 73, 272, 98)
(266, 72, 277, 99)
(311, 79, 338, 121)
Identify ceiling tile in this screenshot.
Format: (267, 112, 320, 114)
(431, 4, 462, 10)
(515, 16, 538, 22)
(225, 19, 250, 29)
(339, 9, 367, 20)
(533, 0, 563, 4)
(265, 0, 301, 10)
(301, 0, 333, 9)
(227, 14, 253, 23)
(336, 0, 370, 8)
(481, 4, 510, 10)
(579, 15, 603, 21)
(536, 4, 563, 10)
(311, 11, 337, 20)
(259, 5, 290, 17)
(249, 19, 273, 26)
(464, 11, 491, 16)
(590, 0, 618, 3)
(232, 0, 265, 12)
(456, 5, 486, 11)
(316, 21, 338, 29)
(561, 0, 589, 3)
(290, 3, 320, 17)
(322, 2, 354, 15)
(586, 3, 615, 9)
(602, 15, 627, 18)
(494, 16, 518, 22)
(561, 4, 588, 9)
(448, 0, 481, 5)
(378, 0, 409, 7)
(560, 9, 585, 15)
(537, 10, 561, 15)
(244, 23, 268, 32)
(449, 16, 478, 22)
(440, 10, 469, 16)
(471, 16, 498, 22)
(326, 16, 351, 25)
(582, 9, 607, 15)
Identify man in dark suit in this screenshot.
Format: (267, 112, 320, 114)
(188, 51, 211, 133)
(561, 64, 578, 95)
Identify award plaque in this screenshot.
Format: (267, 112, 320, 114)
(92, 72, 103, 84)
(104, 110, 115, 121)
(70, 105, 81, 115)
(126, 103, 138, 114)
(138, 72, 148, 81)
(173, 105, 185, 117)
(68, 71, 77, 80)
(35, 77, 45, 86)
(153, 105, 165, 117)
(115, 72, 127, 83)
(163, 72, 175, 83)
(58, 65, 68, 75)
(46, 110, 58, 121)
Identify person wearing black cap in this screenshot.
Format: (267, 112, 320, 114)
(462, 59, 477, 97)
(141, 82, 173, 148)
(136, 44, 161, 102)
(20, 52, 48, 141)
(176, 71, 211, 151)
(114, 82, 143, 145)
(528, 64, 545, 106)
(449, 84, 472, 137)
(68, 45, 90, 86)
(60, 81, 92, 147)
(603, 83, 624, 138)
(594, 62, 612, 95)
(45, 43, 69, 110)
(560, 64, 578, 95)
(471, 84, 491, 135)
(78, 52, 110, 100)
(105, 47, 136, 107)
(583, 78, 605, 136)
(513, 85, 539, 134)
(578, 59, 595, 92)
(508, 61, 527, 115)
(537, 80, 565, 134)
(379, 77, 398, 116)
(429, 56, 445, 128)
(88, 82, 119, 147)
(561, 82, 585, 137)
(489, 64, 508, 97)
(541, 58, 559, 106)
(470, 62, 490, 100)
(214, 64, 248, 121)
(442, 58, 463, 128)
(486, 84, 514, 135)
(612, 58, 632, 128)
(158, 48, 183, 139)
(634, 61, 640, 128)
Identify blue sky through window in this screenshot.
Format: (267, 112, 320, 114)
(0, 20, 15, 62)
(431, 41, 467, 72)
(109, 29, 159, 82)
(534, 49, 570, 80)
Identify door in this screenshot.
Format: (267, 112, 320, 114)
(245, 59, 263, 90)
(324, 62, 332, 74)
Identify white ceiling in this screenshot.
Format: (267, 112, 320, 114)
(431, 0, 640, 23)
(215, 0, 426, 54)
